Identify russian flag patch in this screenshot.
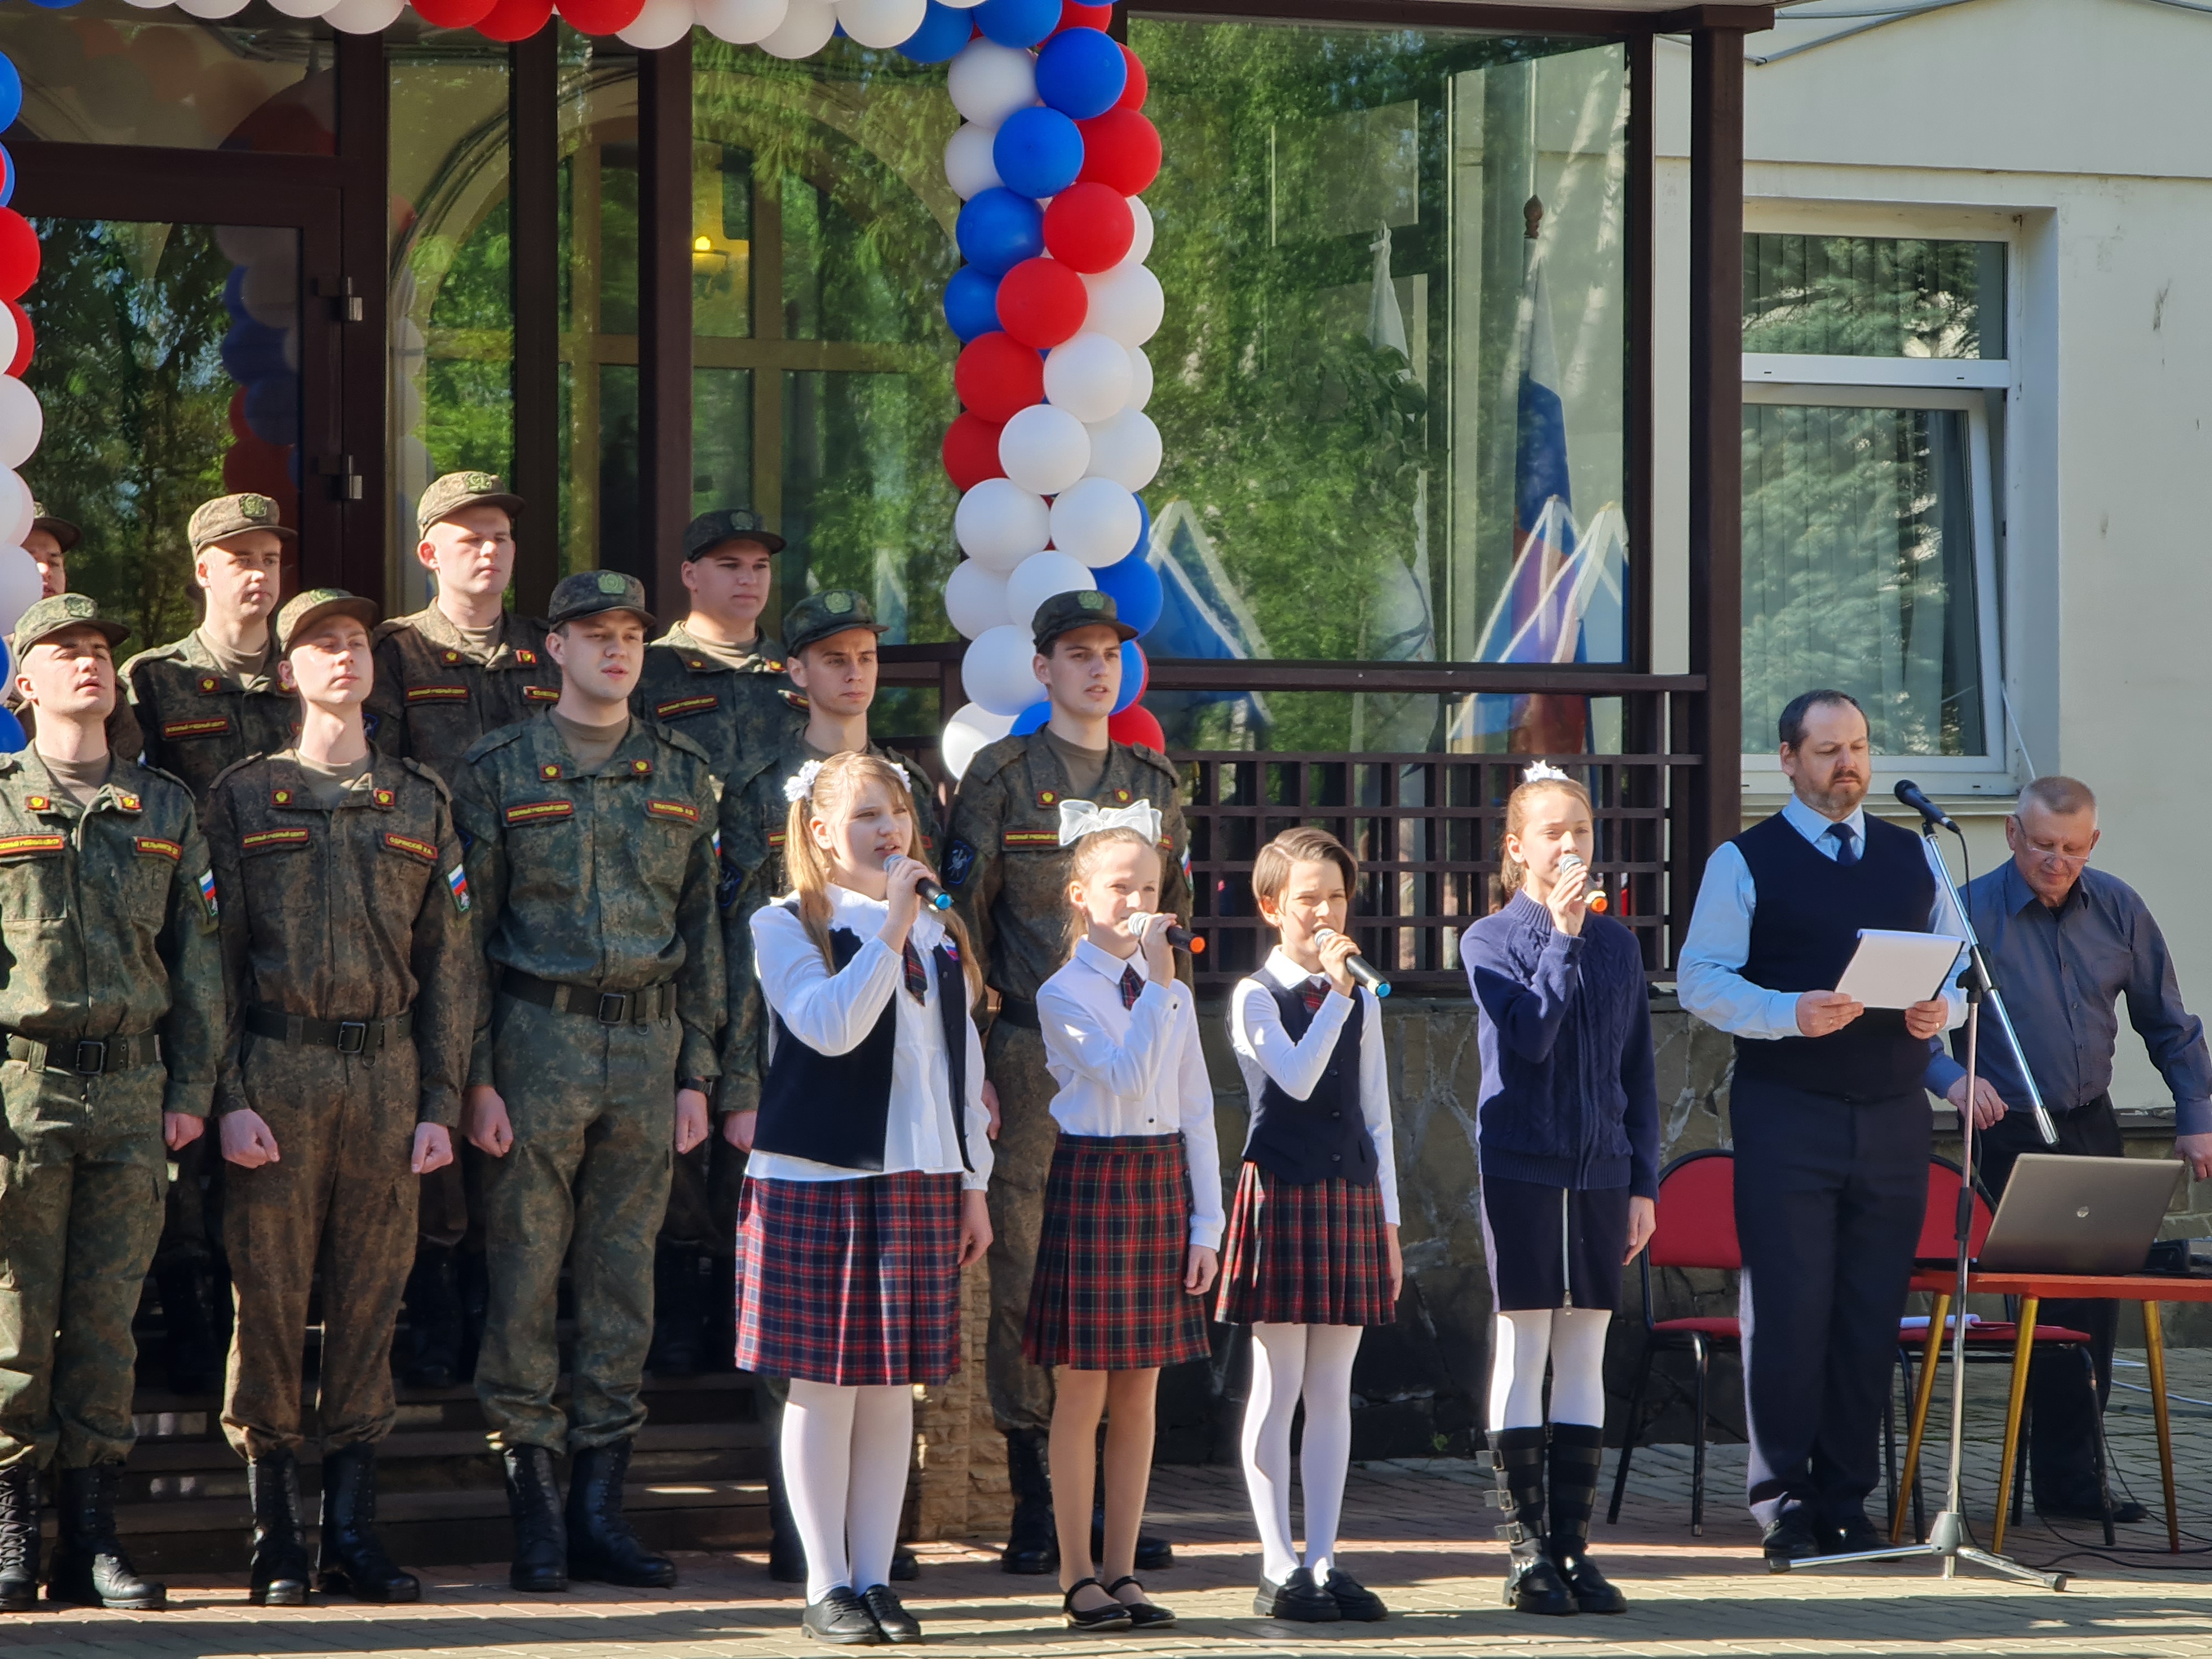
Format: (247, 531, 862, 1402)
(197, 868, 220, 922)
(446, 865, 471, 915)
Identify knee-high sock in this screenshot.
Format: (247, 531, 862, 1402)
(784, 1378, 858, 1602)
(846, 1384, 914, 1592)
(1240, 1323, 1308, 1583)
(1547, 1307, 1611, 1428)
(1297, 1324, 1363, 1581)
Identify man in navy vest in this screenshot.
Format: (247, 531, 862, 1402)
(1678, 689, 1965, 1562)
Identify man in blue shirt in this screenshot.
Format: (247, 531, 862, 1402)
(1926, 774, 2212, 1524)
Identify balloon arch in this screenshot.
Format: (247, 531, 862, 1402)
(0, 0, 1167, 765)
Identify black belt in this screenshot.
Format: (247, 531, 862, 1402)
(6, 1032, 161, 1076)
(502, 970, 675, 1026)
(246, 1006, 413, 1055)
(993, 995, 1039, 1031)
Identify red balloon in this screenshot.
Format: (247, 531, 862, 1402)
(6, 301, 33, 379)
(227, 387, 253, 444)
(942, 413, 1006, 493)
(555, 0, 644, 33)
(995, 257, 1089, 349)
(1055, 0, 1112, 29)
(476, 0, 554, 40)
(1076, 108, 1161, 197)
(955, 331, 1046, 424)
(0, 214, 40, 303)
(1042, 182, 1134, 274)
(1117, 45, 1147, 111)
(1108, 702, 1165, 753)
(411, 0, 498, 24)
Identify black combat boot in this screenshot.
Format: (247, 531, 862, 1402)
(999, 1428, 1057, 1575)
(0, 1465, 36, 1611)
(502, 1445, 568, 1593)
(567, 1439, 676, 1588)
(1546, 1423, 1626, 1614)
(645, 1245, 708, 1378)
(247, 1450, 312, 1605)
(401, 1243, 465, 1390)
(705, 1255, 738, 1373)
(48, 1464, 165, 1609)
(316, 1443, 420, 1603)
(764, 1431, 806, 1584)
(1489, 1427, 1574, 1616)
(154, 1259, 221, 1397)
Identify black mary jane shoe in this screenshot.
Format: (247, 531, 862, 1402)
(1320, 1568, 1389, 1622)
(802, 1586, 883, 1645)
(1062, 1576, 1134, 1631)
(1254, 1566, 1341, 1622)
(860, 1585, 922, 1644)
(1104, 1574, 1175, 1630)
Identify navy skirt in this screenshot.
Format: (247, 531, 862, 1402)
(1478, 1170, 1630, 1312)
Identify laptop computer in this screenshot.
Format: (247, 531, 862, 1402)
(1975, 1154, 2183, 1275)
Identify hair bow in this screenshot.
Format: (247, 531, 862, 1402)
(1056, 796, 1163, 847)
(782, 759, 826, 804)
(1521, 761, 1573, 785)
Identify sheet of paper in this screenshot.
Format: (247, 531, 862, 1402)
(1832, 928, 1964, 1010)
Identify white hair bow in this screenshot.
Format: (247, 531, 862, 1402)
(1521, 761, 1573, 785)
(1056, 796, 1163, 847)
(783, 759, 825, 804)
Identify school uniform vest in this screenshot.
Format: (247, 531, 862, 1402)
(1240, 983, 1378, 1185)
(754, 921, 973, 1172)
(1731, 811, 1937, 1102)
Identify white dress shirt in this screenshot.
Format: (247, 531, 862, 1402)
(1035, 938, 1225, 1249)
(1677, 794, 1968, 1040)
(750, 884, 993, 1191)
(1229, 950, 1401, 1225)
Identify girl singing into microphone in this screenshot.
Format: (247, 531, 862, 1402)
(1462, 764, 1658, 1618)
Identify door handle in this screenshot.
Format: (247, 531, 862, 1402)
(315, 454, 363, 501)
(312, 276, 363, 324)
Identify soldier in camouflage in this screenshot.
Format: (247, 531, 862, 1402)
(8, 505, 143, 765)
(945, 589, 1191, 1577)
(206, 589, 475, 1608)
(0, 594, 222, 1613)
(452, 570, 722, 1595)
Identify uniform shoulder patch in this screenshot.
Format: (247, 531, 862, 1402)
(645, 798, 699, 824)
(0, 833, 64, 859)
(943, 838, 978, 889)
(134, 836, 182, 862)
(242, 826, 311, 852)
(382, 831, 437, 864)
(523, 686, 560, 703)
(446, 863, 471, 914)
(161, 716, 232, 741)
(504, 799, 575, 827)
(407, 685, 470, 705)
(514, 648, 540, 667)
(655, 693, 719, 721)
(1002, 830, 1060, 849)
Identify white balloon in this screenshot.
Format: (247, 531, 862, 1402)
(1081, 263, 1162, 348)
(175, 0, 251, 15)
(215, 225, 290, 268)
(1124, 344, 1154, 412)
(834, 0, 924, 47)
(961, 624, 1046, 718)
(324, 0, 404, 30)
(953, 478, 1050, 572)
(1125, 194, 1154, 265)
(943, 123, 1004, 201)
(0, 381, 43, 473)
(698, 0, 786, 41)
(241, 262, 298, 330)
(936, 0, 984, 8)
(119, 0, 175, 9)
(941, 702, 1015, 781)
(1048, 476, 1141, 567)
(1042, 332, 1132, 425)
(265, 0, 337, 17)
(1003, 550, 1094, 634)
(0, 314, 19, 385)
(0, 549, 38, 637)
(947, 40, 1037, 130)
(758, 0, 836, 57)
(1084, 407, 1160, 492)
(945, 558, 1012, 639)
(0, 475, 30, 549)
(618, 0, 694, 46)
(997, 404, 1089, 497)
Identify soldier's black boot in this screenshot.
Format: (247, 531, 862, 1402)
(1490, 1427, 1574, 1616)
(154, 1259, 221, 1397)
(764, 1432, 806, 1584)
(316, 1443, 420, 1603)
(645, 1245, 707, 1378)
(246, 1450, 312, 1605)
(1546, 1423, 1625, 1613)
(566, 1439, 676, 1589)
(0, 1465, 38, 1611)
(502, 1445, 568, 1593)
(705, 1255, 738, 1373)
(401, 1243, 465, 1390)
(48, 1464, 166, 1609)
(999, 1429, 1057, 1575)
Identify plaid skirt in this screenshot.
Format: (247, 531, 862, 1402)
(734, 1171, 963, 1387)
(1023, 1134, 1212, 1372)
(1214, 1161, 1395, 1328)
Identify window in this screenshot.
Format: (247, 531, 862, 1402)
(1740, 233, 2008, 775)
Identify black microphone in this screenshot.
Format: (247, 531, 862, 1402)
(1314, 927, 1390, 998)
(889, 855, 953, 911)
(1893, 779, 1959, 833)
(1129, 912, 1206, 954)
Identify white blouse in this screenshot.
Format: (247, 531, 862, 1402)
(1035, 939, 1224, 1249)
(749, 884, 993, 1191)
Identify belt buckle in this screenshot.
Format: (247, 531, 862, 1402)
(596, 992, 630, 1026)
(336, 1021, 368, 1055)
(72, 1039, 106, 1076)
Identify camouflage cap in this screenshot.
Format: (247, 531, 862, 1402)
(683, 508, 785, 560)
(416, 470, 523, 536)
(547, 568, 656, 631)
(783, 588, 888, 658)
(28, 503, 80, 554)
(275, 587, 380, 656)
(189, 492, 295, 554)
(14, 592, 128, 653)
(1031, 588, 1138, 653)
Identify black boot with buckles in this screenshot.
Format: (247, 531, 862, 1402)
(1490, 1426, 1575, 1616)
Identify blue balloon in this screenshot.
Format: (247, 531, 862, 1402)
(244, 373, 298, 446)
(1089, 551, 1161, 637)
(1112, 640, 1145, 715)
(222, 265, 254, 325)
(993, 107, 1084, 201)
(0, 635, 12, 688)
(897, 0, 972, 62)
(943, 265, 1003, 342)
(0, 708, 24, 754)
(0, 145, 14, 208)
(26, 0, 80, 10)
(954, 187, 1044, 277)
(1035, 26, 1127, 120)
(974, 0, 1056, 47)
(0, 58, 20, 135)
(1010, 700, 1051, 735)
(221, 321, 290, 386)
(1130, 493, 1150, 560)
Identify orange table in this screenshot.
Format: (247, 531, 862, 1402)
(1892, 1269, 2212, 1554)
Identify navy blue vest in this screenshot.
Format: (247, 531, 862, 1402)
(1731, 811, 1937, 1102)
(1241, 981, 1379, 1186)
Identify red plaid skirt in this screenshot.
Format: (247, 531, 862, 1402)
(1214, 1162, 1395, 1327)
(1023, 1134, 1212, 1372)
(734, 1171, 963, 1386)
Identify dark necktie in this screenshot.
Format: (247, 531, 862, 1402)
(902, 940, 928, 1004)
(1828, 822, 1860, 867)
(1302, 978, 1327, 1014)
(1120, 965, 1144, 1010)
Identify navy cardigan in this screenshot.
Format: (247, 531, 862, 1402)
(1462, 891, 1661, 1199)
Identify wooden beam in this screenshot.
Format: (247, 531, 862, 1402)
(636, 36, 693, 615)
(510, 30, 560, 617)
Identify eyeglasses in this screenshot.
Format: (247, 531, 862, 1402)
(2023, 841, 2090, 866)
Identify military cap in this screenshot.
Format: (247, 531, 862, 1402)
(1032, 588, 1139, 653)
(416, 470, 524, 536)
(683, 508, 785, 560)
(28, 503, 80, 554)
(784, 588, 888, 658)
(275, 587, 380, 656)
(547, 568, 656, 630)
(189, 492, 295, 554)
(14, 592, 128, 653)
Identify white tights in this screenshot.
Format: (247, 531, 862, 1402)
(1488, 1307, 1611, 1432)
(1239, 1322, 1364, 1584)
(781, 1379, 913, 1603)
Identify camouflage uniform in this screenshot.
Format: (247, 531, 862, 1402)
(363, 607, 561, 780)
(450, 576, 723, 1455)
(631, 620, 797, 790)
